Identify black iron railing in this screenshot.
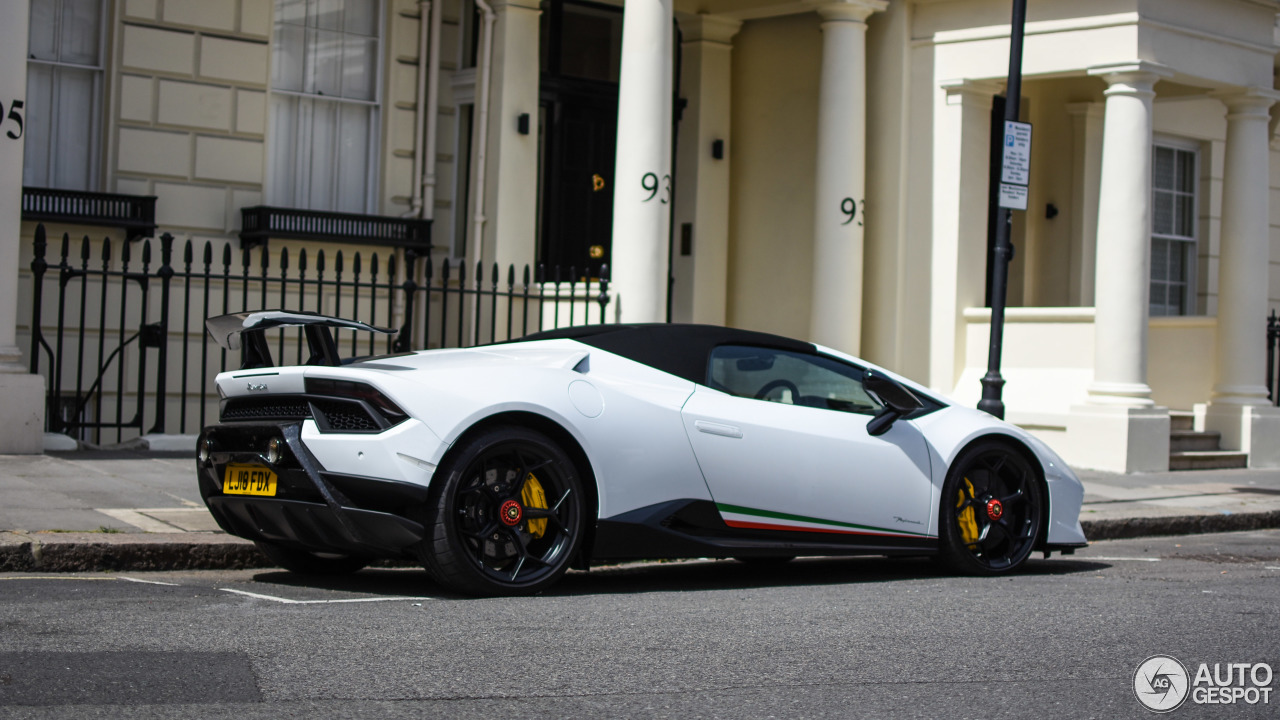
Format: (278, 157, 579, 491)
(28, 223, 610, 444)
(1268, 310, 1279, 405)
(22, 187, 157, 241)
(239, 205, 433, 251)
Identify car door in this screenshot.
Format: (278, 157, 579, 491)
(681, 345, 936, 541)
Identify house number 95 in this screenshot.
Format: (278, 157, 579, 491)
(0, 100, 24, 140)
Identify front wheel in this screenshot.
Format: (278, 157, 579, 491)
(937, 441, 1044, 575)
(418, 426, 585, 596)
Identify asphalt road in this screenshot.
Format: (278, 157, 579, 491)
(2, 531, 1279, 719)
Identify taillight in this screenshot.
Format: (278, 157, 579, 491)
(304, 378, 407, 421)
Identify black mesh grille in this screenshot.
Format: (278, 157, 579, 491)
(312, 400, 380, 432)
(221, 397, 312, 421)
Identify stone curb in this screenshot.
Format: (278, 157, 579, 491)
(1081, 510, 1280, 541)
(0, 532, 271, 573)
(4, 511, 1280, 573)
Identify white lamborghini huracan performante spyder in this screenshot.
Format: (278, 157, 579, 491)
(198, 312, 1087, 596)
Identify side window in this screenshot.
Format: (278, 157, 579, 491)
(707, 346, 883, 415)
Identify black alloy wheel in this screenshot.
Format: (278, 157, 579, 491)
(937, 440, 1044, 575)
(254, 540, 370, 575)
(419, 426, 584, 596)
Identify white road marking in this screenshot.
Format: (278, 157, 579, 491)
(94, 508, 186, 533)
(218, 588, 431, 605)
(118, 576, 179, 586)
(1084, 556, 1161, 562)
(1266, 566, 1280, 570)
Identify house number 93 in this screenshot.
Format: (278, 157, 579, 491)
(841, 197, 865, 227)
(0, 99, 24, 140)
(641, 172, 671, 204)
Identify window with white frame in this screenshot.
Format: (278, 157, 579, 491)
(1150, 141, 1198, 316)
(269, 0, 382, 214)
(24, 0, 105, 191)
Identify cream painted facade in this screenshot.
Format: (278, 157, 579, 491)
(3, 0, 1280, 473)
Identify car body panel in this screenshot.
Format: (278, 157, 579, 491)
(681, 385, 936, 539)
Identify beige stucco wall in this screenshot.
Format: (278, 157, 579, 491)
(105, 0, 422, 237)
(725, 12, 821, 340)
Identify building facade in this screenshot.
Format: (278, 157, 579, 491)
(2, 0, 1279, 472)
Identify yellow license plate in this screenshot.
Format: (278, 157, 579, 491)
(223, 464, 278, 496)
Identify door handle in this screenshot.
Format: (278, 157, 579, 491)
(694, 420, 742, 439)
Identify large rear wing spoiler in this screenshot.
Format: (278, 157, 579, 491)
(206, 310, 397, 369)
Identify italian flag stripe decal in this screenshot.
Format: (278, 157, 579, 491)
(716, 502, 933, 539)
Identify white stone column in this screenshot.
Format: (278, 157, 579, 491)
(928, 79, 1000, 392)
(482, 0, 542, 270)
(611, 0, 674, 323)
(1204, 88, 1280, 466)
(1066, 63, 1172, 473)
(0, 2, 45, 453)
(1086, 65, 1170, 406)
(809, 0, 886, 354)
(669, 14, 740, 325)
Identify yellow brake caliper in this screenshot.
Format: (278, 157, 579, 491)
(521, 473, 549, 539)
(956, 478, 980, 547)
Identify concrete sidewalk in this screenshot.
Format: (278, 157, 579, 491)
(2, 451, 1280, 572)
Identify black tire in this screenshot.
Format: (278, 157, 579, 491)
(937, 440, 1044, 575)
(254, 541, 369, 575)
(418, 425, 585, 596)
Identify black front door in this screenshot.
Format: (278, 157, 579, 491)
(538, 0, 623, 276)
(539, 80, 617, 274)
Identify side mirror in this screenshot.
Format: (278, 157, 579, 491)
(863, 369, 923, 437)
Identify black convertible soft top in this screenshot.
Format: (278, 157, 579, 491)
(517, 323, 816, 385)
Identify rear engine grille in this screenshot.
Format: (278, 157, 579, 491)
(311, 400, 380, 432)
(221, 397, 311, 422)
(220, 395, 385, 433)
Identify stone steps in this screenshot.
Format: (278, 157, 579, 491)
(1170, 450, 1249, 471)
(1167, 411, 1249, 470)
(1170, 429, 1221, 453)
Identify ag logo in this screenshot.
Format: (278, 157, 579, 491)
(1134, 655, 1190, 712)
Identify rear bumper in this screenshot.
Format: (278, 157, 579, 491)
(206, 496, 424, 555)
(197, 422, 430, 558)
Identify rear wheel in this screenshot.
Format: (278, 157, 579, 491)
(937, 441, 1044, 575)
(254, 541, 369, 575)
(419, 426, 585, 596)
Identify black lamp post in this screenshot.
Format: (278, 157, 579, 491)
(978, 0, 1027, 420)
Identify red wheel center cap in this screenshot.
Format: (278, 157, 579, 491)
(986, 498, 1004, 521)
(500, 499, 523, 526)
